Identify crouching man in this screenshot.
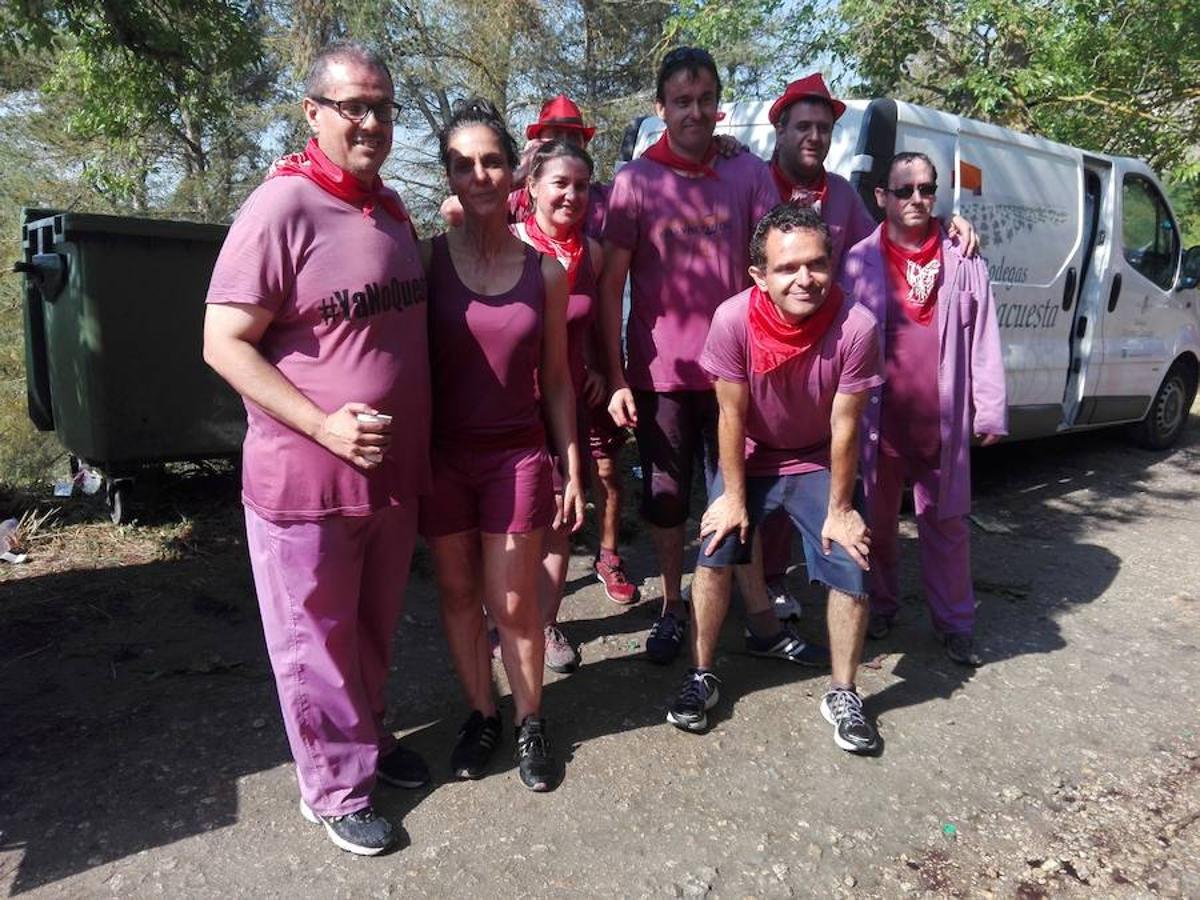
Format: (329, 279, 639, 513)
(667, 205, 885, 753)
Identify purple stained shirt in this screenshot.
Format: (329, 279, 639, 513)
(699, 289, 884, 476)
(206, 176, 432, 521)
(603, 152, 778, 392)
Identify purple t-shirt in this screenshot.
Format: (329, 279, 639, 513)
(822, 172, 878, 277)
(604, 153, 778, 391)
(206, 176, 431, 521)
(700, 288, 883, 476)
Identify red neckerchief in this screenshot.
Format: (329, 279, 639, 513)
(517, 215, 585, 290)
(642, 132, 718, 178)
(268, 138, 410, 224)
(770, 158, 828, 212)
(747, 283, 844, 374)
(880, 224, 942, 326)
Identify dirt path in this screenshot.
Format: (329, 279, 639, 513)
(2, 412, 1198, 897)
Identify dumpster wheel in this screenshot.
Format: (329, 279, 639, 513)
(106, 478, 133, 524)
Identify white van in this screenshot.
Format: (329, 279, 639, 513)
(622, 99, 1200, 448)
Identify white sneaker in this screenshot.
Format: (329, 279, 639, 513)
(768, 577, 803, 620)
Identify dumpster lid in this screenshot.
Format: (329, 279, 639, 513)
(27, 212, 229, 244)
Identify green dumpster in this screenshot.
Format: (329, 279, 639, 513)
(17, 210, 246, 521)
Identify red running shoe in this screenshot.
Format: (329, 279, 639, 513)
(595, 549, 639, 605)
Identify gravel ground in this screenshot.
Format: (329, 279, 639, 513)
(1, 409, 1198, 897)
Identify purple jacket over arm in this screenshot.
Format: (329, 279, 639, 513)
(841, 224, 1008, 519)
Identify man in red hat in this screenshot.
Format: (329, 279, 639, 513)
(756, 73, 978, 625)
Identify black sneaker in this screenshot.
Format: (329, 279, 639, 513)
(450, 710, 502, 780)
(745, 627, 830, 668)
(866, 612, 894, 640)
(646, 610, 686, 665)
(377, 743, 431, 789)
(299, 799, 396, 856)
(819, 688, 879, 754)
(943, 632, 982, 667)
(666, 667, 721, 733)
(514, 715, 558, 792)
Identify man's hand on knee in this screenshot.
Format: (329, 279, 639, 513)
(699, 494, 749, 557)
(821, 507, 871, 571)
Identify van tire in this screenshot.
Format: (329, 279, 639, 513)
(1130, 358, 1197, 450)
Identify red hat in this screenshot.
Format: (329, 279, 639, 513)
(526, 94, 597, 142)
(768, 73, 846, 125)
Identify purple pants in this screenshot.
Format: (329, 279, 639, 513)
(244, 503, 418, 816)
(867, 452, 975, 635)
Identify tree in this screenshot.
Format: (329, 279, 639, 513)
(829, 0, 1200, 229)
(1, 0, 276, 220)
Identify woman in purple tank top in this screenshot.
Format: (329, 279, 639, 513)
(418, 98, 583, 793)
(512, 140, 606, 678)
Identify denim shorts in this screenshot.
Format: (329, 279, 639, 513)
(696, 467, 867, 598)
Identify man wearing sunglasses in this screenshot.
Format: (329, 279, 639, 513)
(204, 41, 429, 856)
(841, 152, 1007, 667)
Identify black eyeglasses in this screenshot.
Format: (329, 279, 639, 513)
(311, 96, 402, 124)
(882, 182, 937, 199)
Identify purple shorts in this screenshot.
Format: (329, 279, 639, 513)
(419, 444, 554, 537)
(588, 403, 629, 461)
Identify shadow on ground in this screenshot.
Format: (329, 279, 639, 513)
(0, 412, 1196, 892)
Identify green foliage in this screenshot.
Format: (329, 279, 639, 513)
(829, 0, 1200, 227)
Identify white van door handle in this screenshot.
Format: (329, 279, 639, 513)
(1107, 273, 1122, 313)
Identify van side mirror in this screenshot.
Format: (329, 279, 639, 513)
(1180, 246, 1200, 290)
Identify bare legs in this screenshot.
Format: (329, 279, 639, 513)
(430, 528, 546, 722)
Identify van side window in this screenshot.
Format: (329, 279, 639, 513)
(1122, 176, 1180, 290)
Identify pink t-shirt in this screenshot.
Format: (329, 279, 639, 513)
(823, 173, 878, 277)
(604, 153, 778, 391)
(206, 177, 431, 521)
(700, 289, 884, 476)
(880, 291, 942, 463)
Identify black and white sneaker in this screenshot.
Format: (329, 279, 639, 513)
(299, 799, 396, 856)
(745, 627, 830, 668)
(819, 688, 879, 754)
(666, 668, 721, 733)
(646, 611, 687, 665)
(377, 744, 431, 789)
(450, 710, 502, 780)
(515, 715, 558, 792)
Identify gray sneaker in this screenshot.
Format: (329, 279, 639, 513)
(544, 624, 580, 674)
(944, 632, 982, 667)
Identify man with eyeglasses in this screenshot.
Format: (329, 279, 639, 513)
(841, 152, 1007, 667)
(599, 46, 778, 666)
(204, 41, 429, 856)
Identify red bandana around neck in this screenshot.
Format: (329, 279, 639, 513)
(880, 224, 942, 326)
(770, 159, 829, 212)
(268, 138, 410, 224)
(747, 283, 844, 374)
(642, 132, 718, 178)
(517, 215, 585, 290)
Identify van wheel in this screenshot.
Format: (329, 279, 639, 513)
(1130, 360, 1197, 450)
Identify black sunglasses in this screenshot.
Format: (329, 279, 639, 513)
(311, 96, 402, 124)
(882, 182, 937, 200)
